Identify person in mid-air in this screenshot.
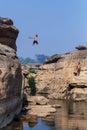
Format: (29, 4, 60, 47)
(29, 34, 39, 46)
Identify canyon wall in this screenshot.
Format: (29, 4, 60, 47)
(0, 17, 22, 128)
(36, 49, 87, 101)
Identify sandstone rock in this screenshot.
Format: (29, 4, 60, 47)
(0, 43, 22, 128)
(44, 54, 63, 64)
(52, 104, 61, 108)
(0, 17, 13, 25)
(27, 96, 49, 105)
(27, 105, 56, 117)
(0, 18, 22, 128)
(0, 17, 19, 51)
(35, 49, 87, 101)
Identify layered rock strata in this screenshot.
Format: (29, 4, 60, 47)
(35, 49, 87, 101)
(0, 17, 19, 51)
(0, 17, 22, 128)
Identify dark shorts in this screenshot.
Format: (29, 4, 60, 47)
(33, 40, 38, 44)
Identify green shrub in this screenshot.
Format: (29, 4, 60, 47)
(28, 77, 36, 96)
(29, 69, 36, 74)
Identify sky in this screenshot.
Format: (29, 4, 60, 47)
(0, 0, 87, 58)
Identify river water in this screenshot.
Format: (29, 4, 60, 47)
(2, 100, 87, 130)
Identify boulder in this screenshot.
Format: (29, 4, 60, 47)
(27, 105, 56, 117)
(0, 17, 19, 51)
(27, 96, 49, 105)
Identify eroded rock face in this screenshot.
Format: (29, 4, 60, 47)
(0, 18, 22, 128)
(36, 50, 87, 101)
(0, 17, 19, 51)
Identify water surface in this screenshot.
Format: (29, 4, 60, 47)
(2, 100, 87, 130)
(23, 118, 55, 130)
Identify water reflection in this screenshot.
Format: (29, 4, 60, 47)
(55, 100, 87, 130)
(23, 118, 55, 130)
(1, 100, 87, 130)
(0, 118, 55, 130)
(0, 121, 23, 130)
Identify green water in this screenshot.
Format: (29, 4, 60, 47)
(1, 100, 87, 130)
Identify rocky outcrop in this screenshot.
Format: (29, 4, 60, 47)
(44, 54, 63, 64)
(27, 105, 56, 117)
(0, 17, 22, 128)
(27, 96, 49, 105)
(75, 45, 87, 50)
(23, 95, 60, 118)
(0, 17, 19, 51)
(35, 49, 87, 101)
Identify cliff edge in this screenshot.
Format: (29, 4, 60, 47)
(0, 17, 22, 128)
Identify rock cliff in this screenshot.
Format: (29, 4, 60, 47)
(0, 17, 19, 51)
(35, 49, 87, 101)
(0, 17, 22, 128)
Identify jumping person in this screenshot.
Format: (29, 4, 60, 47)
(29, 34, 39, 46)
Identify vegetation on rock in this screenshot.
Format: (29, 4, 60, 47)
(28, 77, 36, 96)
(75, 45, 87, 50)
